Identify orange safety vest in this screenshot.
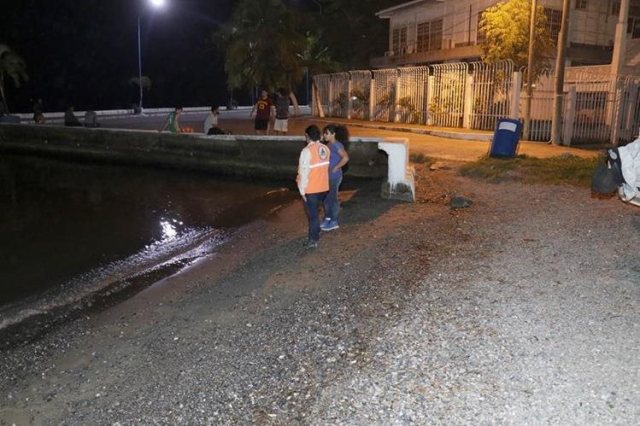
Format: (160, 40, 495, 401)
(305, 142, 330, 194)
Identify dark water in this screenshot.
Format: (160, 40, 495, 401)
(0, 154, 296, 330)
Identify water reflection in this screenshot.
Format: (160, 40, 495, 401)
(0, 154, 296, 321)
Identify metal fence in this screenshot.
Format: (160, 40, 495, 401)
(349, 70, 372, 121)
(429, 63, 468, 128)
(312, 73, 331, 118)
(371, 69, 397, 122)
(469, 60, 514, 130)
(396, 66, 430, 124)
(312, 61, 640, 145)
(522, 69, 555, 142)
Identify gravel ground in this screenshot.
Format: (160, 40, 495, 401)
(0, 163, 638, 425)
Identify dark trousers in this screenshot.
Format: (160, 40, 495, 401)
(304, 192, 326, 242)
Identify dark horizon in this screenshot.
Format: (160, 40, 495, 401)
(1, 0, 241, 113)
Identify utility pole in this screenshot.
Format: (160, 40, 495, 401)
(611, 0, 630, 76)
(610, 0, 630, 146)
(523, 0, 537, 141)
(550, 0, 571, 145)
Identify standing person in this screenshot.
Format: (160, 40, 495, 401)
(321, 124, 350, 231)
(250, 89, 273, 135)
(204, 105, 220, 135)
(273, 88, 291, 135)
(297, 125, 330, 249)
(160, 106, 183, 133)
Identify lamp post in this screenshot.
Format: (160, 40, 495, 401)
(137, 0, 166, 114)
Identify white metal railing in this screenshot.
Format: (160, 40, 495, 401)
(396, 66, 429, 124)
(429, 63, 468, 128)
(469, 60, 514, 130)
(312, 61, 640, 145)
(371, 69, 397, 122)
(349, 70, 372, 121)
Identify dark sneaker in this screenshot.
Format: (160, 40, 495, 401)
(320, 218, 332, 231)
(305, 240, 319, 249)
(322, 220, 339, 231)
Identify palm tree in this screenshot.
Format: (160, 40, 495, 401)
(0, 44, 28, 114)
(217, 0, 307, 94)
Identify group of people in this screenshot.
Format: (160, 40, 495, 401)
(64, 106, 100, 128)
(159, 105, 224, 135)
(297, 124, 350, 249)
(250, 88, 294, 135)
(160, 87, 295, 136)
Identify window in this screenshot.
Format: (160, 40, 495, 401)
(416, 19, 443, 52)
(629, 17, 640, 39)
(544, 8, 562, 43)
(575, 0, 587, 10)
(392, 27, 407, 54)
(612, 1, 620, 16)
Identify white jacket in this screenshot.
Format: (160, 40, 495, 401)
(618, 139, 640, 202)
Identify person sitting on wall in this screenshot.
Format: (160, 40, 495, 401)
(84, 110, 100, 128)
(160, 106, 183, 133)
(204, 105, 222, 135)
(33, 98, 46, 124)
(592, 138, 640, 207)
(64, 106, 82, 127)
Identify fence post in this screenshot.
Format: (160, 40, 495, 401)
(394, 69, 401, 122)
(328, 76, 334, 117)
(369, 75, 375, 121)
(511, 71, 522, 120)
(623, 81, 638, 140)
(427, 74, 434, 126)
(422, 71, 429, 125)
(563, 85, 576, 146)
(610, 81, 623, 146)
(347, 75, 353, 120)
(463, 72, 473, 129)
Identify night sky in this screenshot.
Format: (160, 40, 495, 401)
(1, 0, 391, 114)
(1, 0, 237, 113)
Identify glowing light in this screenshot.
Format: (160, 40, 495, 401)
(149, 0, 166, 9)
(160, 220, 177, 240)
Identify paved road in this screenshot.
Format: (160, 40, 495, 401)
(100, 109, 600, 162)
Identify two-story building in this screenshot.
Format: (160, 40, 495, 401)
(371, 0, 640, 71)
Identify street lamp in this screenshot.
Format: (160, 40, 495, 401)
(137, 0, 166, 114)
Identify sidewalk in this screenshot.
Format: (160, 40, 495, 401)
(305, 116, 601, 161)
(97, 109, 602, 162)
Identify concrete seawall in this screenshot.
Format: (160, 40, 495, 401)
(0, 124, 388, 181)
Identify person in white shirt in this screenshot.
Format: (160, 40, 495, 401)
(204, 105, 220, 135)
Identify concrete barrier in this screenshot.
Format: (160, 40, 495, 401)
(0, 124, 415, 201)
(378, 137, 416, 202)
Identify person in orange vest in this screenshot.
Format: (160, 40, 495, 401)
(297, 125, 330, 249)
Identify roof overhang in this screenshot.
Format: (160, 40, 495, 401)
(376, 0, 444, 19)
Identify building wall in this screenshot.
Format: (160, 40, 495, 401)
(382, 0, 625, 63)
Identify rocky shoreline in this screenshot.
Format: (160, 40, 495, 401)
(1, 163, 638, 424)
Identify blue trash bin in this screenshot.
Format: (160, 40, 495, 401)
(489, 118, 522, 158)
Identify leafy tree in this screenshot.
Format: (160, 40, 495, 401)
(129, 76, 152, 94)
(0, 44, 28, 114)
(217, 0, 307, 91)
(479, 0, 554, 81)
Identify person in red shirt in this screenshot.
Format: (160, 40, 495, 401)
(249, 89, 273, 135)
